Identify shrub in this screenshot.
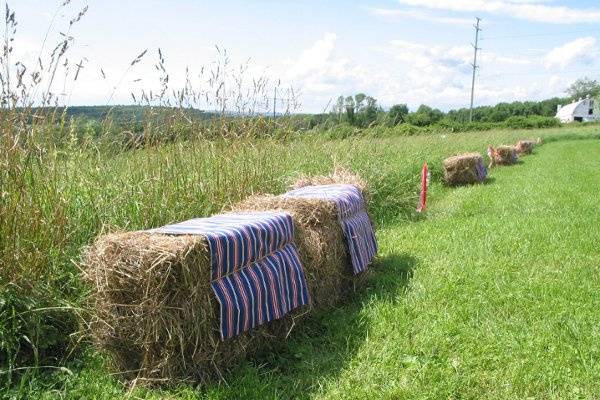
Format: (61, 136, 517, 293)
(324, 123, 361, 139)
(503, 115, 560, 129)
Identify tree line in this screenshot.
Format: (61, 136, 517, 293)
(300, 77, 600, 130)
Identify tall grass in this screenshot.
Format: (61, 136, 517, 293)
(0, 0, 301, 382)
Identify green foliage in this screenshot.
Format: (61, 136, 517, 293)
(332, 93, 381, 128)
(387, 104, 409, 126)
(406, 105, 444, 127)
(322, 123, 361, 139)
(566, 77, 600, 99)
(311, 115, 565, 139)
(503, 115, 561, 129)
(445, 97, 569, 123)
(0, 285, 78, 380)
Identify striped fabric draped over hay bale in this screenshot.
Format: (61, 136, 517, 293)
(283, 184, 377, 274)
(150, 212, 310, 339)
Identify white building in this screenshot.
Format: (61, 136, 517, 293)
(555, 95, 599, 123)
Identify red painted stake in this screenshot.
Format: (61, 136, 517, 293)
(417, 162, 428, 213)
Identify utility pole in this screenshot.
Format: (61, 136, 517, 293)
(469, 17, 481, 123)
(273, 86, 277, 119)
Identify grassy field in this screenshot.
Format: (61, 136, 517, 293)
(4, 128, 599, 398)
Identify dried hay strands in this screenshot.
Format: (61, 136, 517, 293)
(231, 195, 349, 310)
(84, 217, 302, 386)
(515, 140, 536, 155)
(443, 152, 487, 186)
(488, 145, 518, 167)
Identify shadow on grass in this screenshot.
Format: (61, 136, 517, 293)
(442, 177, 497, 189)
(482, 176, 496, 185)
(207, 253, 417, 399)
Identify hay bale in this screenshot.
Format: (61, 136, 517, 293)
(292, 168, 370, 202)
(492, 145, 518, 165)
(443, 153, 487, 186)
(232, 170, 376, 309)
(231, 195, 350, 310)
(515, 140, 535, 155)
(84, 229, 294, 385)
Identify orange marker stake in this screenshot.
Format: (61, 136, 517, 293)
(417, 162, 429, 213)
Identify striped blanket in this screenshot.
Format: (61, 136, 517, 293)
(150, 212, 310, 339)
(284, 184, 377, 274)
(475, 158, 488, 182)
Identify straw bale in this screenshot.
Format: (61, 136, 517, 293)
(231, 195, 350, 310)
(291, 168, 370, 203)
(515, 140, 535, 155)
(493, 145, 518, 165)
(443, 152, 487, 186)
(84, 231, 287, 385)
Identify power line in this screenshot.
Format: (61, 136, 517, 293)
(482, 29, 600, 41)
(273, 86, 277, 118)
(481, 68, 600, 79)
(469, 17, 482, 123)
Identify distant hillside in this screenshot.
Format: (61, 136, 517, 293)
(32, 105, 214, 122)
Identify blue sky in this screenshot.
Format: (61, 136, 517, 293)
(9, 0, 600, 112)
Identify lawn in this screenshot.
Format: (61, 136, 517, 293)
(4, 131, 600, 399)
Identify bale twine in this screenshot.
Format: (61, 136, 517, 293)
(83, 231, 290, 385)
(443, 153, 487, 186)
(493, 145, 518, 165)
(515, 140, 535, 155)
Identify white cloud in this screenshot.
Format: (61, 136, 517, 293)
(543, 36, 597, 69)
(394, 0, 600, 24)
(280, 34, 560, 112)
(369, 8, 472, 25)
(377, 39, 536, 107)
(492, 55, 531, 65)
(548, 74, 562, 89)
(281, 33, 375, 109)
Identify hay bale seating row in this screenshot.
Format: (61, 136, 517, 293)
(84, 171, 377, 385)
(443, 139, 540, 186)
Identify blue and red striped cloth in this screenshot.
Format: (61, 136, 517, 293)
(475, 158, 488, 182)
(284, 184, 377, 274)
(150, 212, 310, 339)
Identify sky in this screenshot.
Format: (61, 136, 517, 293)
(8, 0, 600, 112)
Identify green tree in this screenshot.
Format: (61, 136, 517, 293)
(387, 104, 409, 126)
(354, 93, 367, 112)
(333, 95, 345, 122)
(344, 96, 356, 125)
(360, 96, 378, 127)
(407, 104, 444, 126)
(566, 77, 600, 100)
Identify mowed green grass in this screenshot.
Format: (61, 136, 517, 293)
(310, 139, 600, 399)
(202, 138, 600, 399)
(12, 136, 600, 399)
